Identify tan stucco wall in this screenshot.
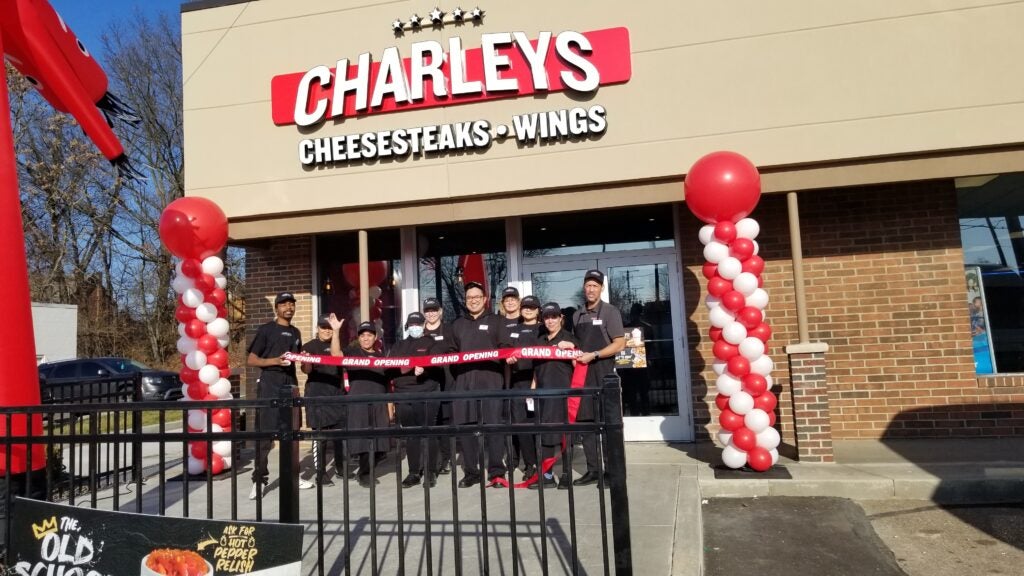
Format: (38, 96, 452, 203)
(183, 0, 1024, 228)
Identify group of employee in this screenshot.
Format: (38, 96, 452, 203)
(246, 269, 625, 498)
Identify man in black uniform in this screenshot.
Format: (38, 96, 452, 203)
(505, 295, 541, 479)
(392, 311, 445, 488)
(570, 270, 625, 486)
(246, 292, 314, 499)
(422, 297, 455, 474)
(449, 281, 511, 487)
(301, 315, 346, 486)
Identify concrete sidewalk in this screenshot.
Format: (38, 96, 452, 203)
(652, 438, 1024, 576)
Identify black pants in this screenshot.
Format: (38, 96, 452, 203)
(540, 445, 571, 477)
(510, 392, 537, 469)
(312, 434, 344, 482)
(397, 395, 439, 476)
(252, 374, 296, 483)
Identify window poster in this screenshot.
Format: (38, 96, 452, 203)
(615, 327, 647, 369)
(965, 266, 996, 374)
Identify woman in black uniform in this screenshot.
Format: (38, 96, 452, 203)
(391, 311, 445, 488)
(529, 302, 580, 490)
(329, 318, 391, 487)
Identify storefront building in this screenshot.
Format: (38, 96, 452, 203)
(181, 0, 1024, 458)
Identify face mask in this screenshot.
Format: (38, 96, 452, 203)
(407, 326, 424, 339)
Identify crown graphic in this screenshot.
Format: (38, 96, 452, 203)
(32, 516, 58, 540)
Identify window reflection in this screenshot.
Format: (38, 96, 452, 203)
(418, 220, 507, 318)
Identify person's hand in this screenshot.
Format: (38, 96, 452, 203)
(278, 354, 292, 367)
(506, 356, 518, 365)
(414, 367, 424, 376)
(328, 313, 344, 331)
(556, 341, 576, 350)
(577, 352, 597, 365)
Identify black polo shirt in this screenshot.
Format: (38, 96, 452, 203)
(248, 321, 302, 377)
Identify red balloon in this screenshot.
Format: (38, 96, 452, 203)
(712, 340, 739, 360)
(219, 367, 232, 379)
(212, 409, 232, 429)
(683, 151, 762, 224)
(737, 307, 762, 329)
(731, 238, 755, 260)
(727, 356, 750, 377)
(713, 221, 737, 243)
(748, 322, 772, 343)
(741, 255, 765, 276)
(768, 411, 777, 427)
(747, 447, 772, 472)
(206, 288, 227, 308)
(709, 327, 723, 342)
(180, 258, 202, 279)
(714, 394, 730, 411)
(159, 197, 228, 260)
(187, 382, 209, 399)
(175, 305, 196, 323)
(207, 349, 229, 369)
(190, 442, 208, 460)
(758, 275, 764, 288)
(742, 373, 768, 397)
(184, 319, 206, 339)
(194, 273, 216, 293)
(754, 391, 778, 413)
(187, 427, 203, 435)
(701, 262, 718, 280)
(217, 305, 229, 319)
(721, 291, 745, 312)
(707, 277, 732, 298)
(203, 393, 220, 402)
(719, 408, 744, 431)
(342, 261, 389, 287)
(211, 453, 225, 475)
(180, 366, 199, 381)
(732, 427, 757, 452)
(197, 334, 220, 354)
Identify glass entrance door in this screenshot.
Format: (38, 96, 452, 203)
(522, 255, 692, 441)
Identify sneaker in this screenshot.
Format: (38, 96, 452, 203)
(557, 474, 572, 490)
(401, 474, 422, 488)
(298, 479, 315, 490)
(522, 465, 538, 480)
(248, 481, 266, 500)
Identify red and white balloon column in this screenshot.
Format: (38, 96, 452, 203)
(685, 152, 781, 472)
(159, 197, 234, 475)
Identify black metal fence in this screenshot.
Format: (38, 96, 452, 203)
(1, 375, 633, 575)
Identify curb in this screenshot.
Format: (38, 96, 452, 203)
(672, 467, 703, 576)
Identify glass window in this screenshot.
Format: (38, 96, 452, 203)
(316, 230, 402, 351)
(106, 359, 149, 373)
(79, 362, 108, 377)
(523, 205, 674, 258)
(53, 363, 78, 379)
(417, 220, 507, 319)
(957, 173, 1024, 374)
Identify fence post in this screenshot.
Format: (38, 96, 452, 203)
(131, 373, 143, 483)
(277, 386, 300, 524)
(602, 372, 632, 575)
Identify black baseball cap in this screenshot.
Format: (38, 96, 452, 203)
(422, 297, 441, 310)
(464, 281, 485, 293)
(275, 292, 296, 305)
(501, 286, 520, 299)
(356, 321, 376, 335)
(521, 295, 540, 309)
(583, 270, 605, 285)
(406, 312, 425, 326)
(541, 302, 562, 318)
(317, 315, 332, 329)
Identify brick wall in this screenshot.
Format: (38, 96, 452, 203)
(683, 180, 1024, 443)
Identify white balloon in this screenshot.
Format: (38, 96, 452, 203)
(715, 373, 742, 396)
(211, 423, 224, 433)
(172, 275, 194, 294)
(185, 350, 207, 370)
(703, 241, 729, 264)
(217, 336, 231, 349)
(698, 224, 715, 246)
(176, 336, 198, 355)
(201, 256, 224, 276)
(181, 384, 191, 398)
(195, 303, 218, 323)
(187, 410, 207, 430)
(187, 456, 205, 475)
(733, 273, 759, 297)
(213, 440, 233, 457)
(369, 286, 382, 300)
(744, 409, 770, 434)
(739, 337, 765, 360)
(182, 288, 205, 308)
(175, 261, 184, 276)
(769, 448, 779, 466)
(756, 427, 781, 450)
(199, 364, 221, 385)
(722, 322, 747, 345)
(177, 323, 188, 338)
(711, 359, 728, 376)
(706, 295, 721, 309)
(709, 305, 736, 328)
(747, 288, 769, 310)
(214, 274, 227, 289)
(717, 430, 733, 447)
(209, 378, 231, 397)
(206, 317, 230, 338)
(728, 391, 755, 415)
(750, 355, 775, 376)
(721, 444, 748, 469)
(717, 257, 742, 280)
(764, 375, 774, 391)
(221, 455, 233, 469)
(735, 218, 760, 240)
(752, 240, 760, 255)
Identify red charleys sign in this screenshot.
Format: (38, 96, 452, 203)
(271, 27, 631, 126)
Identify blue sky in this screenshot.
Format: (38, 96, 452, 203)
(50, 0, 183, 57)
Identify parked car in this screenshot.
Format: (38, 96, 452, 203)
(38, 358, 183, 402)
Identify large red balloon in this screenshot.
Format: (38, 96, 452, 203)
(709, 327, 723, 342)
(206, 288, 227, 308)
(342, 261, 388, 287)
(211, 453, 225, 475)
(175, 305, 196, 323)
(159, 197, 228, 260)
(207, 349, 229, 369)
(730, 238, 755, 260)
(212, 409, 232, 429)
(741, 255, 765, 276)
(747, 447, 773, 472)
(197, 334, 220, 355)
(732, 427, 757, 452)
(190, 442, 207, 460)
(719, 408, 744, 431)
(713, 221, 737, 243)
(184, 319, 207, 339)
(683, 151, 762, 224)
(737, 307, 762, 330)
